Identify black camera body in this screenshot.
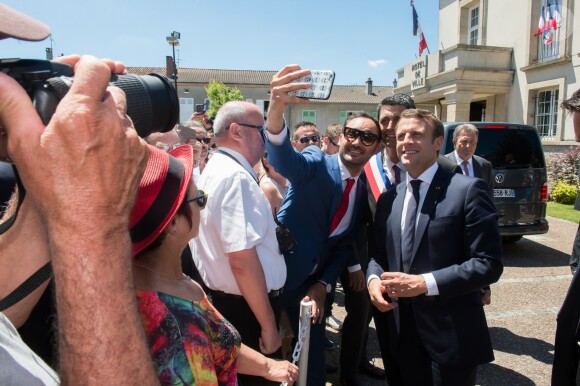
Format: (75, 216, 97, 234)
(0, 58, 179, 138)
(274, 216, 297, 254)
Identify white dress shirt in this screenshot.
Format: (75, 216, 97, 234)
(190, 148, 287, 295)
(453, 150, 474, 177)
(402, 162, 439, 296)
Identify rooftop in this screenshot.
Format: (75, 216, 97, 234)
(126, 66, 393, 104)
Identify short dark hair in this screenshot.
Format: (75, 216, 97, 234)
(292, 121, 317, 140)
(561, 89, 580, 113)
(377, 94, 416, 120)
(399, 109, 443, 140)
(343, 112, 381, 141)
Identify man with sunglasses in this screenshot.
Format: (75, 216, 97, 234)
(190, 101, 286, 386)
(292, 121, 321, 152)
(263, 65, 381, 386)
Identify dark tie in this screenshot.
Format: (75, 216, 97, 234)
(461, 160, 469, 176)
(330, 178, 355, 234)
(401, 179, 422, 272)
(392, 164, 401, 185)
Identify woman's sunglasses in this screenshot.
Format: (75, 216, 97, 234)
(187, 190, 208, 208)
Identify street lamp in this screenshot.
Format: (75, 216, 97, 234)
(166, 31, 180, 90)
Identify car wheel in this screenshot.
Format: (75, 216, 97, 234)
(502, 235, 523, 243)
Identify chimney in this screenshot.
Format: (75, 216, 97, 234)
(366, 77, 373, 95)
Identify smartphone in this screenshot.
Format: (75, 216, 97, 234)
(177, 125, 196, 142)
(288, 70, 335, 100)
(195, 104, 205, 114)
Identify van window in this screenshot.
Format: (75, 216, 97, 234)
(445, 126, 545, 169)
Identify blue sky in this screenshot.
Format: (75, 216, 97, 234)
(4, 0, 438, 86)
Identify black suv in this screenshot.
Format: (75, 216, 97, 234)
(442, 122, 549, 242)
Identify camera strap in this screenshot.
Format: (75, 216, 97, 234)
(0, 165, 25, 235)
(0, 166, 53, 311)
(215, 150, 259, 185)
(0, 262, 52, 311)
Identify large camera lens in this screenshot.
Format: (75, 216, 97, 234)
(111, 73, 179, 138)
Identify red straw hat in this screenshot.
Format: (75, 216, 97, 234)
(130, 144, 193, 256)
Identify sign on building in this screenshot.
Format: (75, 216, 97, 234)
(411, 56, 427, 91)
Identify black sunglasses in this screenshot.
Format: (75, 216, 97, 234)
(195, 137, 211, 144)
(328, 137, 339, 147)
(298, 135, 320, 144)
(237, 123, 265, 131)
(237, 123, 266, 144)
(187, 189, 208, 208)
(343, 127, 379, 146)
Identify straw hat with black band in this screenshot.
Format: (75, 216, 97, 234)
(130, 144, 193, 256)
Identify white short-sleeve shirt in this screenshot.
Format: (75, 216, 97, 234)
(190, 148, 287, 295)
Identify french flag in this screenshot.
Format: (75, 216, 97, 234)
(412, 1, 428, 56)
(538, 6, 545, 34)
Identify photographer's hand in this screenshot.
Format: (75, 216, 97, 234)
(0, 55, 158, 385)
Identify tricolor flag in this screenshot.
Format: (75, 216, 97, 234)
(538, 6, 545, 34)
(544, 1, 554, 44)
(552, 1, 561, 30)
(412, 1, 428, 56)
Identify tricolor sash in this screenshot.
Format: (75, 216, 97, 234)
(364, 152, 395, 201)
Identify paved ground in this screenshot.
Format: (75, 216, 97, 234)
(321, 216, 576, 386)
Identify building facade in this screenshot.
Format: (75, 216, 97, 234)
(127, 67, 393, 135)
(395, 0, 578, 149)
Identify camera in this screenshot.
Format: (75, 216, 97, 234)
(274, 215, 297, 254)
(0, 58, 179, 138)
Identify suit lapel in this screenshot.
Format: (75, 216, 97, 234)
(472, 157, 483, 179)
(410, 168, 450, 263)
(328, 155, 343, 223)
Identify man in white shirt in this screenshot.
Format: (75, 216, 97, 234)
(190, 101, 286, 386)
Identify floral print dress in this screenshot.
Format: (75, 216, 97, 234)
(136, 290, 241, 385)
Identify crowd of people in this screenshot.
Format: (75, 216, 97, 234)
(0, 4, 579, 386)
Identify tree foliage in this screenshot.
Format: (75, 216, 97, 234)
(205, 81, 244, 118)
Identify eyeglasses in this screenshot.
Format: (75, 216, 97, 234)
(328, 137, 339, 147)
(343, 127, 380, 146)
(237, 123, 265, 131)
(298, 135, 320, 144)
(187, 189, 208, 208)
(236, 123, 266, 143)
(195, 137, 211, 144)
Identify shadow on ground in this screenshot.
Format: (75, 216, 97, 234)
(501, 237, 570, 268)
(489, 326, 554, 365)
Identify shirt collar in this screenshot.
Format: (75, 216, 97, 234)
(408, 160, 439, 186)
(217, 147, 258, 179)
(337, 154, 360, 183)
(454, 150, 473, 166)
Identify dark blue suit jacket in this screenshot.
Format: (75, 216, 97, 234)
(266, 130, 366, 291)
(368, 165, 503, 367)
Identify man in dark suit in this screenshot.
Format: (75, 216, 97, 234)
(367, 109, 503, 385)
(444, 123, 493, 194)
(265, 64, 381, 386)
(551, 88, 580, 385)
(444, 123, 494, 305)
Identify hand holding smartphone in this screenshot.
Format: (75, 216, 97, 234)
(288, 70, 335, 100)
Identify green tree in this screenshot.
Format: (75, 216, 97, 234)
(205, 81, 244, 118)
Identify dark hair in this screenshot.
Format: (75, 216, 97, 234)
(561, 89, 580, 113)
(377, 94, 416, 120)
(399, 109, 443, 140)
(343, 112, 382, 141)
(135, 195, 193, 256)
(292, 121, 317, 140)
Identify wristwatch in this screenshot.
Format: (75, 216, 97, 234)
(317, 280, 332, 294)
